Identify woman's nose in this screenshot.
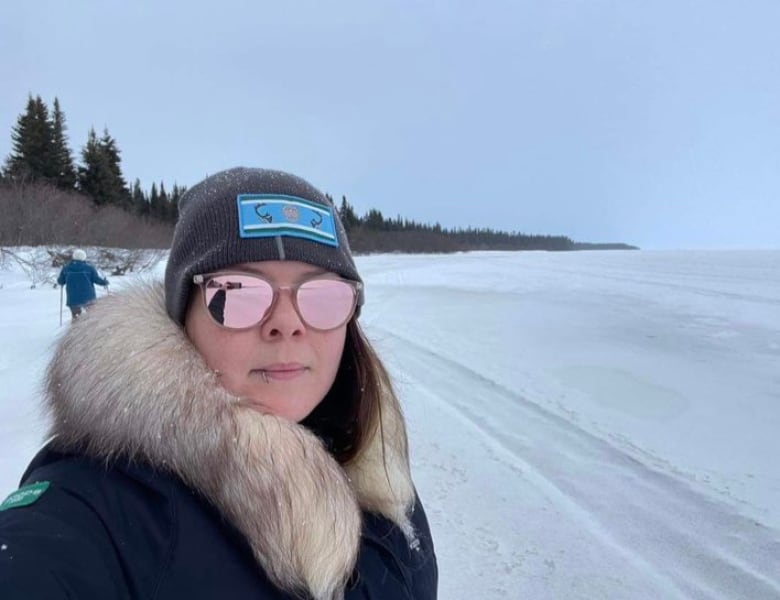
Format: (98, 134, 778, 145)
(260, 289, 305, 338)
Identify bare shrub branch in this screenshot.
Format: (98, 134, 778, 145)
(0, 181, 173, 249)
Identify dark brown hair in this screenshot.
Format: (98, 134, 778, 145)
(301, 319, 393, 464)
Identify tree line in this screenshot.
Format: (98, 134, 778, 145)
(2, 95, 181, 224)
(2, 94, 631, 252)
(332, 196, 576, 252)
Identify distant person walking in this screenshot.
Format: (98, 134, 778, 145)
(57, 249, 108, 320)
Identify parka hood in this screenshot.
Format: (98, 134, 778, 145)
(44, 281, 415, 600)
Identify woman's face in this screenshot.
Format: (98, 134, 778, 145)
(185, 260, 348, 422)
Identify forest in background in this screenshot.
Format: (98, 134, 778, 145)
(1, 95, 636, 252)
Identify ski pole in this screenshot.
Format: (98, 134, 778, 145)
(59, 284, 63, 327)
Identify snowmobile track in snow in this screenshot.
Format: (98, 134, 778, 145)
(377, 326, 780, 600)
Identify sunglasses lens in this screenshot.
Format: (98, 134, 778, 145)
(204, 274, 273, 328)
(297, 279, 356, 330)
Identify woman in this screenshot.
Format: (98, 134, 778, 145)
(0, 168, 438, 599)
(56, 248, 109, 320)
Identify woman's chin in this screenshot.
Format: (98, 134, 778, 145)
(238, 395, 315, 423)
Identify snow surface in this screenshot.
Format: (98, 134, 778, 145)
(1, 249, 779, 599)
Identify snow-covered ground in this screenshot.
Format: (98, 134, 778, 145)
(1, 249, 779, 599)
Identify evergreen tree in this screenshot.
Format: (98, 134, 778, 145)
(99, 128, 131, 208)
(4, 95, 56, 183)
(78, 128, 111, 204)
(50, 97, 77, 189)
(159, 181, 177, 222)
(78, 128, 115, 206)
(339, 195, 359, 231)
(159, 181, 168, 209)
(149, 182, 162, 219)
(169, 184, 183, 222)
(131, 178, 148, 215)
(78, 127, 131, 208)
(364, 208, 385, 230)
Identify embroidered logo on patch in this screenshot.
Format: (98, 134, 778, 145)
(0, 481, 50, 511)
(236, 194, 339, 247)
(282, 205, 299, 222)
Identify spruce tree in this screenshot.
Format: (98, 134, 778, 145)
(339, 195, 359, 231)
(365, 208, 385, 230)
(159, 181, 168, 209)
(157, 181, 178, 223)
(131, 178, 148, 215)
(4, 95, 57, 183)
(99, 128, 131, 209)
(78, 127, 113, 205)
(149, 182, 162, 219)
(78, 127, 131, 208)
(50, 98, 77, 189)
(169, 184, 183, 222)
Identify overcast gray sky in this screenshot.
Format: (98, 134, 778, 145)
(2, 0, 778, 249)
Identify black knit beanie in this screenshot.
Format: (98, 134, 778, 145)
(164, 167, 362, 325)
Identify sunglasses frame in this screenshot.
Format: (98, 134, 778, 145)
(192, 271, 363, 331)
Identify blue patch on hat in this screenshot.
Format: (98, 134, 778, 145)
(236, 194, 339, 247)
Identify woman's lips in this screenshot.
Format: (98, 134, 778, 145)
(254, 363, 307, 381)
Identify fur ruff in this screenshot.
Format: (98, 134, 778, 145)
(44, 281, 415, 600)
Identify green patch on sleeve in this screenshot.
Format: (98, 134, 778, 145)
(0, 481, 50, 511)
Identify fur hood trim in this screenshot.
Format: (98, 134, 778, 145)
(45, 282, 415, 600)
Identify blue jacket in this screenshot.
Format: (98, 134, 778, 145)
(0, 444, 438, 599)
(57, 260, 108, 307)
